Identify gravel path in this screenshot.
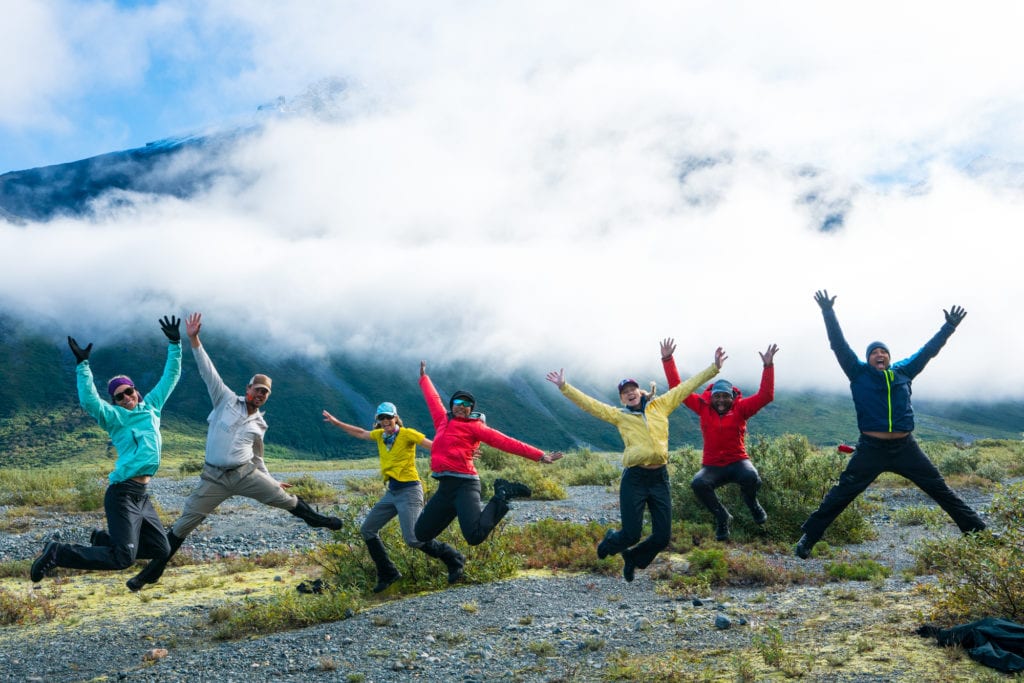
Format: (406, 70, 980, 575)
(0, 472, 1001, 682)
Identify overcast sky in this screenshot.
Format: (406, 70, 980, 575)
(2, 1, 1023, 398)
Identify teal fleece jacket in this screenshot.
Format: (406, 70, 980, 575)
(76, 343, 182, 484)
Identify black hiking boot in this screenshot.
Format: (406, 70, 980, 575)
(290, 497, 343, 530)
(794, 534, 817, 559)
(750, 502, 768, 526)
(365, 537, 402, 593)
(127, 531, 184, 592)
(493, 478, 531, 502)
(596, 528, 616, 559)
(30, 541, 60, 582)
(420, 539, 465, 584)
(714, 509, 733, 542)
(622, 550, 636, 583)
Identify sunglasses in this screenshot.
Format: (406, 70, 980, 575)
(452, 399, 473, 407)
(114, 387, 136, 402)
(376, 415, 396, 421)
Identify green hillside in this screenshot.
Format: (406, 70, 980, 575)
(1, 319, 1020, 467)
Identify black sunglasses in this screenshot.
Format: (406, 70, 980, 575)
(376, 414, 396, 421)
(114, 387, 136, 402)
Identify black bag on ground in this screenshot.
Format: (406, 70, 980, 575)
(918, 617, 1024, 673)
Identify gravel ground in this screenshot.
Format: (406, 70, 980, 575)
(0, 472, 1001, 683)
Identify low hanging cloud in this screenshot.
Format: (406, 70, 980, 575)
(2, 1, 1023, 398)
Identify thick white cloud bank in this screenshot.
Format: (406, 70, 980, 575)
(2, 1, 1023, 397)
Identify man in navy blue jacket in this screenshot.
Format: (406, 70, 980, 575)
(795, 290, 986, 559)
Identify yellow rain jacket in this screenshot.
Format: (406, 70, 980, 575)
(560, 363, 718, 468)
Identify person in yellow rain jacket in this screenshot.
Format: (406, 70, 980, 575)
(545, 346, 725, 582)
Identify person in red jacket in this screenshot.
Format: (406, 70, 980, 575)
(414, 361, 563, 583)
(661, 338, 778, 541)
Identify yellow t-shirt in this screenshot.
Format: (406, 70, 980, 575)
(371, 427, 426, 483)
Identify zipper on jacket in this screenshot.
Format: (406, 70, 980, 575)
(884, 370, 894, 432)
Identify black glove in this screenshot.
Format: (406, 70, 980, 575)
(159, 315, 181, 343)
(68, 336, 93, 364)
(814, 290, 835, 312)
(944, 305, 967, 328)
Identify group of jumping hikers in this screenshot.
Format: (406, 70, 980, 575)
(29, 291, 987, 591)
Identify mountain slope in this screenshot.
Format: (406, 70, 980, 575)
(0, 320, 1018, 467)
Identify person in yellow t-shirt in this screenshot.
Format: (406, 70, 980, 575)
(323, 402, 461, 592)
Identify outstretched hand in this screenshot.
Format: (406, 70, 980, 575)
(814, 290, 836, 312)
(540, 451, 564, 464)
(420, 360, 427, 377)
(659, 337, 676, 361)
(944, 305, 967, 327)
(714, 347, 728, 369)
(185, 312, 202, 340)
(759, 343, 779, 366)
(545, 369, 566, 388)
(159, 315, 181, 343)
(67, 336, 92, 364)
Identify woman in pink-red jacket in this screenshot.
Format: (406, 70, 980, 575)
(413, 361, 562, 583)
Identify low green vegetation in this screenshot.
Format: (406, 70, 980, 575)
(912, 481, 1024, 624)
(0, 468, 105, 510)
(824, 557, 892, 582)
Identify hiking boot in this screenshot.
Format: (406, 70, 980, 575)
(493, 478, 531, 502)
(373, 568, 402, 593)
(30, 541, 60, 582)
(596, 528, 616, 559)
(445, 549, 466, 584)
(714, 510, 733, 542)
(794, 534, 817, 559)
(365, 537, 401, 593)
(751, 503, 768, 526)
(622, 551, 636, 583)
(290, 497, 343, 530)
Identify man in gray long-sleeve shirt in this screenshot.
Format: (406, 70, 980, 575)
(125, 312, 342, 591)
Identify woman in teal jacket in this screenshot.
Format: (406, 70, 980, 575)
(30, 316, 182, 584)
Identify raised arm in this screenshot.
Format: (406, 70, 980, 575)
(897, 305, 965, 378)
(815, 289, 860, 379)
(322, 410, 373, 440)
(548, 368, 622, 424)
(146, 315, 183, 410)
(660, 337, 682, 389)
(189, 313, 235, 405)
(739, 344, 777, 417)
(419, 362, 449, 430)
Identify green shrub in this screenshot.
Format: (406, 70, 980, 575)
(555, 449, 622, 487)
(0, 468, 105, 511)
(178, 459, 204, 475)
(507, 519, 617, 575)
(669, 435, 874, 545)
(212, 587, 361, 639)
(285, 474, 341, 504)
(927, 442, 979, 477)
(824, 557, 891, 581)
(891, 505, 946, 528)
(912, 482, 1024, 623)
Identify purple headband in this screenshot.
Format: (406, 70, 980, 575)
(107, 377, 135, 398)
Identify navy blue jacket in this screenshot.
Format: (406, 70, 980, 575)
(822, 308, 956, 433)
